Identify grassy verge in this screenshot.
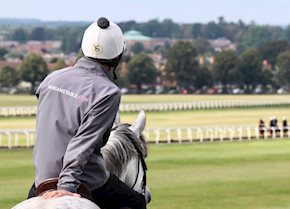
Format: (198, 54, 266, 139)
(0, 95, 37, 106)
(2, 140, 290, 209)
(1, 107, 290, 130)
(149, 140, 290, 209)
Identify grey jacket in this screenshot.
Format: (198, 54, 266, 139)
(33, 57, 121, 192)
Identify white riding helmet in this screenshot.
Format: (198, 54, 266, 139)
(81, 17, 126, 60)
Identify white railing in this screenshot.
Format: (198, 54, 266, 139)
(0, 129, 35, 149)
(1, 126, 289, 149)
(0, 106, 37, 117)
(144, 126, 290, 144)
(1, 100, 290, 117)
(119, 100, 290, 112)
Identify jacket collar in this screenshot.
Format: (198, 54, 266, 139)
(75, 57, 110, 78)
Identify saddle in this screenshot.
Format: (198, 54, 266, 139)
(36, 178, 92, 200)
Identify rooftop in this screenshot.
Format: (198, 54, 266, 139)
(124, 30, 151, 41)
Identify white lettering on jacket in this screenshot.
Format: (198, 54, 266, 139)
(48, 84, 89, 102)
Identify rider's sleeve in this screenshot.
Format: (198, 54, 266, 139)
(57, 90, 121, 193)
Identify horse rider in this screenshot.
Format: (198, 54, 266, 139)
(27, 17, 147, 209)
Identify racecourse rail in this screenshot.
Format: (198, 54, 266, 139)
(0, 126, 289, 149)
(1, 99, 290, 117)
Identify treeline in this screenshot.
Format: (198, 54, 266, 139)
(1, 40, 290, 94)
(0, 53, 48, 93)
(117, 40, 290, 94)
(2, 17, 290, 94)
(3, 17, 290, 54)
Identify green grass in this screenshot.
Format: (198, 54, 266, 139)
(0, 117, 36, 129)
(148, 140, 290, 209)
(2, 140, 290, 209)
(0, 148, 34, 209)
(2, 107, 290, 130)
(0, 95, 37, 106)
(2, 94, 290, 208)
(1, 94, 290, 131)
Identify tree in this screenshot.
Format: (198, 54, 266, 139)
(203, 21, 224, 39)
(136, 19, 180, 38)
(61, 28, 83, 54)
(275, 51, 290, 86)
(194, 65, 213, 89)
(212, 51, 239, 92)
(0, 48, 8, 60)
(51, 58, 67, 71)
(166, 41, 199, 90)
(269, 26, 287, 41)
(180, 24, 193, 38)
(118, 20, 137, 32)
(19, 53, 48, 93)
(218, 16, 225, 25)
(5, 51, 23, 60)
(285, 25, 290, 42)
(160, 19, 180, 38)
(223, 22, 243, 42)
(30, 27, 46, 41)
(127, 53, 157, 93)
(137, 19, 160, 37)
(131, 42, 145, 54)
(12, 28, 28, 42)
(259, 40, 290, 67)
(240, 26, 272, 49)
(192, 23, 203, 38)
(193, 38, 213, 54)
(237, 49, 263, 92)
(0, 66, 20, 88)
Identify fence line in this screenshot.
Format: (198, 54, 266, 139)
(120, 100, 290, 112)
(0, 106, 37, 117)
(1, 126, 289, 149)
(1, 100, 290, 117)
(0, 129, 35, 149)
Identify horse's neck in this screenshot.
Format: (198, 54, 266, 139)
(122, 158, 144, 193)
(103, 128, 146, 193)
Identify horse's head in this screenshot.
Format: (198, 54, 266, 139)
(101, 110, 151, 203)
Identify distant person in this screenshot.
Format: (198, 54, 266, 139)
(282, 117, 288, 136)
(27, 17, 147, 209)
(269, 116, 275, 137)
(269, 116, 280, 137)
(258, 119, 266, 138)
(273, 116, 280, 136)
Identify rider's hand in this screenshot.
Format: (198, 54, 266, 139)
(42, 189, 81, 199)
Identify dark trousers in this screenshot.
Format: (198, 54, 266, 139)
(27, 174, 146, 209)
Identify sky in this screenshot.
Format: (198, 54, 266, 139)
(1, 0, 290, 26)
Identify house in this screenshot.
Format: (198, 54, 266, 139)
(0, 60, 21, 69)
(209, 37, 237, 52)
(124, 30, 170, 52)
(0, 40, 62, 55)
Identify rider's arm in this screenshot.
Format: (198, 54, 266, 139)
(57, 89, 121, 193)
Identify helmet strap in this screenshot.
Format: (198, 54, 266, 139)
(112, 68, 118, 80)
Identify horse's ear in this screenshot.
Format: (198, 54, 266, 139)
(129, 109, 146, 137)
(112, 111, 121, 129)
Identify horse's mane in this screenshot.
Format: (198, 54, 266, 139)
(101, 124, 148, 177)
